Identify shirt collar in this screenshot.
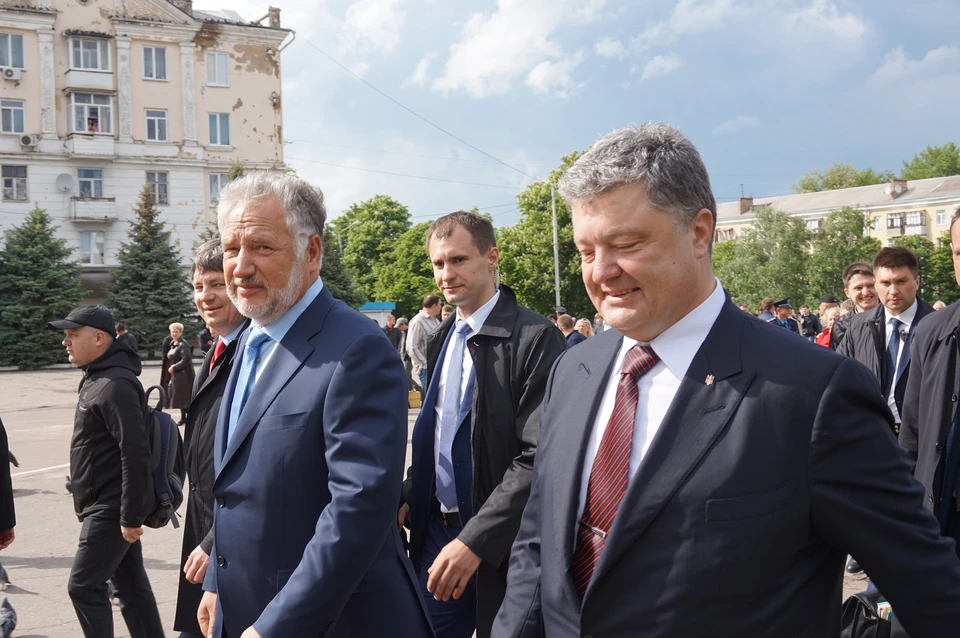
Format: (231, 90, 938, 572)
(220, 322, 246, 346)
(885, 298, 918, 330)
(457, 289, 500, 336)
(257, 276, 325, 343)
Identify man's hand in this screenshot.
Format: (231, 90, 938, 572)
(198, 591, 217, 637)
(240, 627, 262, 638)
(120, 526, 143, 544)
(397, 503, 410, 530)
(184, 545, 210, 584)
(0, 528, 14, 550)
(426, 538, 481, 602)
(168, 366, 175, 374)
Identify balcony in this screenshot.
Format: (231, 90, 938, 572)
(904, 223, 927, 236)
(66, 135, 115, 157)
(71, 197, 117, 222)
(64, 69, 114, 92)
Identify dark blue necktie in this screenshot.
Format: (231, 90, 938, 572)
(884, 318, 902, 398)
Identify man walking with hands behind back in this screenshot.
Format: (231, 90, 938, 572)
(49, 306, 164, 638)
(408, 295, 442, 390)
(401, 211, 565, 638)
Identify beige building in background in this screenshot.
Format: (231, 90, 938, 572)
(715, 176, 960, 247)
(0, 0, 291, 300)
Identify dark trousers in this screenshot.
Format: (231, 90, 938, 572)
(68, 516, 165, 638)
(416, 514, 476, 638)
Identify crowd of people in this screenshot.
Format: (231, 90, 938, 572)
(9, 121, 960, 638)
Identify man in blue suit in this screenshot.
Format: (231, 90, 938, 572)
(196, 173, 432, 638)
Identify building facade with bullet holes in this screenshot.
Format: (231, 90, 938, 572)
(0, 0, 290, 301)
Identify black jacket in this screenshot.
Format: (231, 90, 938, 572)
(174, 323, 246, 632)
(0, 418, 14, 532)
(837, 299, 935, 421)
(830, 310, 856, 351)
(799, 313, 821, 337)
(70, 338, 151, 526)
(900, 302, 960, 519)
(403, 285, 566, 636)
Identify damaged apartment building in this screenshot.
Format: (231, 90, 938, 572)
(0, 0, 291, 300)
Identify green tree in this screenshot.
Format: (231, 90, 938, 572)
(372, 222, 436, 318)
(226, 160, 246, 181)
(0, 206, 83, 369)
(892, 235, 936, 301)
(329, 195, 411, 300)
(320, 228, 364, 308)
(807, 207, 881, 300)
(497, 152, 592, 317)
(713, 206, 810, 309)
(926, 232, 960, 305)
(900, 142, 960, 180)
(109, 184, 197, 356)
(792, 163, 894, 193)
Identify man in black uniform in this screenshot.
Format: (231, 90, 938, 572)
(49, 306, 164, 638)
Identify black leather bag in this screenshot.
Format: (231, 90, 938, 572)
(841, 589, 891, 638)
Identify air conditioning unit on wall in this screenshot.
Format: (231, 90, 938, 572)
(2, 67, 22, 81)
(19, 134, 39, 148)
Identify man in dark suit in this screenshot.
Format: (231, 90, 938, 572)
(174, 238, 248, 638)
(0, 418, 14, 551)
(493, 122, 960, 638)
(196, 174, 431, 638)
(901, 206, 960, 559)
(400, 211, 565, 638)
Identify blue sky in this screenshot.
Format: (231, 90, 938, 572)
(199, 0, 960, 226)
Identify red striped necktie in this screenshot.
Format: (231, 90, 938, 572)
(572, 344, 660, 597)
(209, 338, 226, 374)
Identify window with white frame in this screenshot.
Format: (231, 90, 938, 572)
(145, 109, 168, 142)
(79, 231, 105, 265)
(805, 219, 821, 231)
(887, 213, 904, 229)
(72, 93, 112, 134)
(0, 33, 24, 69)
(71, 37, 111, 71)
(146, 171, 168, 205)
(872, 216, 881, 231)
(209, 172, 228, 207)
(205, 51, 228, 86)
(906, 211, 924, 227)
(937, 209, 947, 226)
(0, 100, 25, 134)
(208, 113, 229, 146)
(1, 165, 27, 201)
(143, 46, 166, 80)
(78, 168, 103, 198)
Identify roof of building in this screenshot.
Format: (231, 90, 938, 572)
(358, 302, 397, 311)
(717, 175, 960, 223)
(192, 9, 246, 23)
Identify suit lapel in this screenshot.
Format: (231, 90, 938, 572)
(552, 331, 623, 598)
(585, 301, 756, 594)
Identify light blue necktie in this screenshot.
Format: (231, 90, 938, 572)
(436, 321, 472, 510)
(227, 329, 272, 444)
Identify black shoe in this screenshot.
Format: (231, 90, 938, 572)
(846, 558, 863, 574)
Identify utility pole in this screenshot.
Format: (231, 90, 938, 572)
(550, 184, 561, 310)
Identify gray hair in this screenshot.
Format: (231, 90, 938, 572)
(192, 237, 223, 275)
(216, 172, 327, 262)
(558, 122, 716, 234)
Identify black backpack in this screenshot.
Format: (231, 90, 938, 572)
(142, 385, 185, 529)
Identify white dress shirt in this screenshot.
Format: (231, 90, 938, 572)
(433, 289, 501, 513)
(577, 279, 725, 520)
(884, 298, 918, 423)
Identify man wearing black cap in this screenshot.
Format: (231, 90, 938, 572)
(768, 298, 801, 335)
(798, 305, 822, 342)
(49, 305, 164, 638)
(818, 294, 839, 317)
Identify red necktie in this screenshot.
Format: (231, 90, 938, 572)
(209, 338, 226, 374)
(572, 344, 660, 597)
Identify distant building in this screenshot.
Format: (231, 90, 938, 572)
(0, 0, 291, 301)
(358, 301, 396, 327)
(715, 176, 960, 247)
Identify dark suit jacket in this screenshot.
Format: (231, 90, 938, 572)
(837, 299, 935, 420)
(174, 322, 247, 633)
(203, 286, 432, 638)
(0, 418, 14, 532)
(494, 300, 960, 638)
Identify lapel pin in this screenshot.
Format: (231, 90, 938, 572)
(705, 375, 715, 386)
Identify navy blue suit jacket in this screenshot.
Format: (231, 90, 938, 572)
(203, 285, 432, 638)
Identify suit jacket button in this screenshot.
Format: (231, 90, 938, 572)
(953, 394, 958, 402)
(929, 494, 935, 502)
(217, 555, 227, 567)
(190, 483, 197, 492)
(217, 497, 225, 507)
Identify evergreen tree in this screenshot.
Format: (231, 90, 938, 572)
(0, 206, 83, 369)
(321, 229, 364, 308)
(109, 184, 197, 356)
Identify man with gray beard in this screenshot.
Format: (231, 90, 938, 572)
(196, 173, 431, 638)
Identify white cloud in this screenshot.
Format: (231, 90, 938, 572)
(525, 51, 586, 98)
(594, 36, 626, 59)
(640, 53, 681, 81)
(712, 114, 761, 136)
(785, 0, 866, 41)
(431, 0, 606, 98)
(341, 0, 407, 55)
(405, 54, 436, 87)
(868, 45, 960, 87)
(633, 0, 746, 51)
